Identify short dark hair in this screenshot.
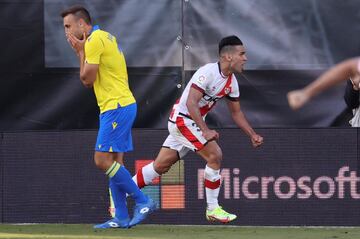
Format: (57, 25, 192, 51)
(60, 5, 91, 24)
(218, 35, 243, 55)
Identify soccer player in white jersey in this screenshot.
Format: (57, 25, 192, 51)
(288, 57, 360, 110)
(121, 35, 263, 223)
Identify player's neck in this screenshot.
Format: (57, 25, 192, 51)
(218, 61, 232, 78)
(85, 25, 93, 37)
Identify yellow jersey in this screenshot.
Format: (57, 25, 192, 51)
(84, 25, 135, 113)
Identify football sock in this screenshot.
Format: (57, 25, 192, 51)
(107, 162, 148, 204)
(108, 180, 128, 219)
(204, 165, 221, 211)
(133, 162, 160, 188)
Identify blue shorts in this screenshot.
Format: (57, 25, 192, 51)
(95, 103, 137, 153)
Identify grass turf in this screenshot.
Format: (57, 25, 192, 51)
(0, 224, 360, 239)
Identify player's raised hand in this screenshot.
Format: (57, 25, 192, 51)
(287, 89, 310, 110)
(66, 32, 86, 56)
(250, 134, 263, 148)
(202, 129, 219, 141)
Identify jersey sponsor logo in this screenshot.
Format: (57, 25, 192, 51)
(203, 94, 221, 103)
(197, 75, 206, 85)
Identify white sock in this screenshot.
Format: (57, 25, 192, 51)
(133, 162, 160, 188)
(204, 165, 221, 211)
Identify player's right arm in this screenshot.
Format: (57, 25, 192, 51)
(287, 58, 360, 110)
(186, 87, 219, 141)
(67, 32, 99, 88)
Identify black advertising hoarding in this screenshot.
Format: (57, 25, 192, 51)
(184, 129, 360, 226)
(1, 129, 359, 225)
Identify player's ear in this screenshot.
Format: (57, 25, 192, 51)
(78, 19, 85, 27)
(225, 52, 232, 61)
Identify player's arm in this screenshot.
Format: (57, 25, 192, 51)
(288, 58, 360, 110)
(67, 32, 100, 88)
(186, 86, 219, 141)
(78, 55, 98, 88)
(226, 99, 263, 147)
(303, 58, 359, 98)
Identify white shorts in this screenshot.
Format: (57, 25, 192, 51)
(162, 116, 208, 158)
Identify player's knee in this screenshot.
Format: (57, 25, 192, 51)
(208, 150, 222, 165)
(93, 154, 112, 171)
(93, 156, 104, 169)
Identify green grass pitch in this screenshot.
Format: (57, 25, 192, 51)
(0, 224, 360, 239)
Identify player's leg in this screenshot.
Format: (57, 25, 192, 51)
(108, 153, 124, 218)
(172, 116, 236, 223)
(196, 141, 222, 210)
(105, 151, 157, 226)
(133, 135, 184, 188)
(109, 135, 186, 218)
(107, 153, 130, 222)
(94, 103, 156, 228)
(197, 142, 237, 223)
(93, 151, 131, 228)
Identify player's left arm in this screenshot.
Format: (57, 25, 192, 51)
(226, 99, 263, 147)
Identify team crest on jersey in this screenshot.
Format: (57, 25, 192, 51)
(224, 87, 231, 94)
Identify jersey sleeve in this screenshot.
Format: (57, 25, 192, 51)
(190, 68, 210, 93)
(84, 33, 104, 64)
(227, 76, 240, 101)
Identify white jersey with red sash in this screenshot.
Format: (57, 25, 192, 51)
(169, 62, 240, 122)
(164, 62, 240, 154)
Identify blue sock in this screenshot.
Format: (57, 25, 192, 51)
(106, 162, 148, 204)
(109, 180, 129, 220)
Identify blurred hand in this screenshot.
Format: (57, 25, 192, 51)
(202, 129, 219, 141)
(250, 134, 263, 148)
(287, 90, 310, 110)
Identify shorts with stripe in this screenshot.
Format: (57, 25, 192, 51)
(163, 116, 208, 158)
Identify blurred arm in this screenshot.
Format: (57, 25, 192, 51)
(304, 58, 359, 99)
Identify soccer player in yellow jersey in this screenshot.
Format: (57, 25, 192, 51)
(61, 5, 156, 228)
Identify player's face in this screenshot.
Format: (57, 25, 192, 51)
(63, 14, 85, 40)
(229, 45, 247, 73)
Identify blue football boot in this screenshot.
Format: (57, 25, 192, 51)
(129, 198, 157, 227)
(94, 217, 130, 229)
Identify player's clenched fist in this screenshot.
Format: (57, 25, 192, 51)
(251, 134, 263, 148)
(287, 89, 310, 110)
(202, 129, 219, 141)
